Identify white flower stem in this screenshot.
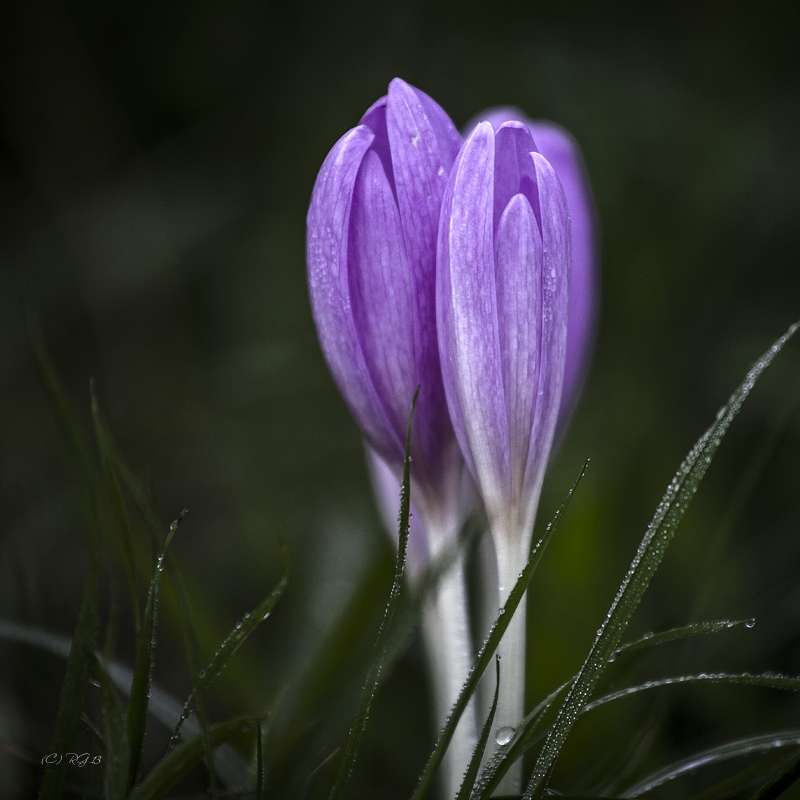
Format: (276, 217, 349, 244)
(491, 531, 530, 796)
(420, 541, 478, 799)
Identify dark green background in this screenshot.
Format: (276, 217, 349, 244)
(1, 0, 799, 797)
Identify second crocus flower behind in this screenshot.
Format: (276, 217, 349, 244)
(437, 119, 571, 793)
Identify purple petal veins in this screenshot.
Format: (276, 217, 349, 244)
(308, 79, 465, 527)
(465, 108, 598, 432)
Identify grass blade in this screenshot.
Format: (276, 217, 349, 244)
(128, 509, 185, 787)
(38, 552, 98, 800)
(166, 536, 290, 752)
(256, 721, 265, 800)
(748, 750, 800, 800)
(619, 731, 800, 798)
(458, 657, 501, 800)
(91, 385, 142, 632)
(168, 554, 218, 792)
(92, 655, 130, 800)
(582, 671, 800, 714)
(130, 715, 263, 800)
(25, 304, 97, 514)
(412, 460, 588, 800)
(611, 618, 753, 661)
(473, 680, 571, 800)
(525, 321, 799, 799)
(687, 752, 798, 800)
(327, 388, 419, 800)
(28, 328, 101, 800)
(474, 622, 759, 799)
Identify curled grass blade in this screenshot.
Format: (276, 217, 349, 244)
(327, 387, 419, 800)
(91, 386, 142, 632)
(412, 460, 588, 800)
(128, 509, 185, 788)
(130, 715, 263, 800)
(525, 321, 799, 799)
(611, 618, 753, 661)
(458, 657, 501, 800)
(619, 730, 800, 798)
(166, 536, 290, 752)
(582, 671, 800, 714)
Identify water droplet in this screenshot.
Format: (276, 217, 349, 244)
(745, 618, 756, 628)
(411, 134, 419, 149)
(495, 726, 514, 746)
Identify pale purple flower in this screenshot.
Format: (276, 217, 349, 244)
(466, 108, 598, 432)
(437, 119, 571, 540)
(307, 78, 465, 530)
(437, 120, 572, 792)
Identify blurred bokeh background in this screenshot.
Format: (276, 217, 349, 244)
(1, 0, 800, 797)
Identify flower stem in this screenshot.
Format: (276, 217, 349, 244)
(491, 532, 530, 795)
(421, 543, 478, 799)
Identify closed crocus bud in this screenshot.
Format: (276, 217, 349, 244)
(466, 108, 598, 432)
(307, 79, 477, 796)
(307, 77, 465, 534)
(437, 120, 572, 792)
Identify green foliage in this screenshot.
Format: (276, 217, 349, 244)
(11, 314, 800, 800)
(128, 716, 264, 800)
(524, 321, 800, 799)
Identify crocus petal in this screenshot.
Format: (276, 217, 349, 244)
(386, 78, 462, 486)
(307, 125, 401, 458)
(493, 121, 539, 231)
(521, 152, 570, 517)
(464, 109, 597, 431)
(438, 122, 511, 522)
(494, 193, 543, 509)
(349, 150, 417, 446)
(359, 96, 396, 198)
(528, 122, 597, 428)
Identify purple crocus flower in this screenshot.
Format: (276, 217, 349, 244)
(438, 119, 570, 545)
(466, 109, 598, 432)
(307, 79, 478, 796)
(437, 119, 572, 791)
(307, 78, 465, 533)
